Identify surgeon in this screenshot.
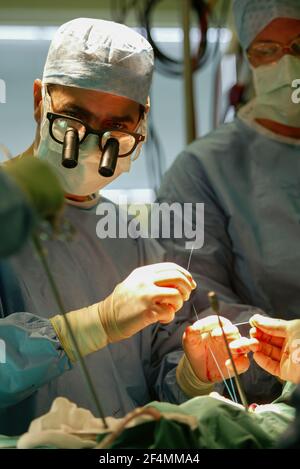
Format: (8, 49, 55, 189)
(157, 0, 300, 403)
(0, 17, 229, 436)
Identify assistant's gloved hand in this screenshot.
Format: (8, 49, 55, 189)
(176, 316, 254, 398)
(248, 314, 300, 384)
(3, 156, 64, 220)
(51, 263, 196, 362)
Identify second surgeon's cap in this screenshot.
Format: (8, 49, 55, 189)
(42, 17, 154, 106)
(233, 0, 300, 50)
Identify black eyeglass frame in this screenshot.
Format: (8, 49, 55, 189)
(46, 111, 145, 157)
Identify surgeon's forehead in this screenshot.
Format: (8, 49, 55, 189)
(252, 18, 300, 44)
(47, 84, 141, 123)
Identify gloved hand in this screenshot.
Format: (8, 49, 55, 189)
(176, 316, 254, 398)
(248, 314, 300, 384)
(51, 263, 196, 361)
(3, 156, 64, 220)
(100, 262, 196, 341)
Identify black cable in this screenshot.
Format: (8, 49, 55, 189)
(108, 1, 228, 188)
(140, 1, 206, 185)
(145, 112, 166, 194)
(110, 0, 141, 23)
(108, 1, 166, 191)
(141, 0, 210, 77)
(211, 0, 234, 126)
(209, 0, 230, 63)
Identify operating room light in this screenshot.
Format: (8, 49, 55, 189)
(0, 25, 232, 44)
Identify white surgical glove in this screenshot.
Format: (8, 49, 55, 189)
(51, 262, 196, 361)
(249, 315, 300, 384)
(176, 316, 252, 398)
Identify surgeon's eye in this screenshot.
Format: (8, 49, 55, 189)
(105, 122, 126, 130)
(101, 130, 137, 156)
(51, 116, 86, 143)
(250, 43, 281, 58)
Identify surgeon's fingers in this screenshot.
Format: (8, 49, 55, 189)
(225, 354, 250, 376)
(252, 352, 280, 377)
(211, 323, 240, 339)
(142, 302, 177, 325)
(230, 337, 259, 355)
(152, 286, 184, 311)
(189, 315, 234, 335)
(155, 271, 194, 301)
(152, 262, 197, 289)
(182, 322, 239, 350)
(250, 327, 285, 348)
(248, 340, 282, 361)
(157, 262, 196, 282)
(182, 324, 205, 348)
(249, 314, 288, 338)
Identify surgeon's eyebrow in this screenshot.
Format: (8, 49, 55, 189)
(53, 104, 137, 125)
(52, 104, 96, 122)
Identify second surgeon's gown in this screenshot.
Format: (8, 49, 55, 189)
(157, 117, 300, 402)
(0, 200, 188, 435)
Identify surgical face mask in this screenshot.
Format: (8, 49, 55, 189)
(251, 55, 300, 128)
(34, 87, 147, 196)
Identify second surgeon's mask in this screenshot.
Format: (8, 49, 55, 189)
(34, 86, 148, 196)
(251, 54, 300, 128)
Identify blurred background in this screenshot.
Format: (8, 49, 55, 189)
(0, 0, 246, 202)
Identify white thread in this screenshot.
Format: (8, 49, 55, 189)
(191, 287, 237, 404)
(207, 342, 235, 402)
(192, 303, 199, 321)
(233, 321, 249, 327)
(187, 244, 195, 271)
(226, 364, 238, 403)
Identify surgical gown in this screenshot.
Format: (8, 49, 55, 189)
(0, 170, 71, 434)
(0, 170, 35, 257)
(1, 199, 188, 435)
(157, 117, 300, 402)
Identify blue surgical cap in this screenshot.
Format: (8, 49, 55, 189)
(233, 0, 300, 50)
(42, 18, 154, 106)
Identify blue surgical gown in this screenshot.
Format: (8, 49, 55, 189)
(0, 170, 71, 433)
(0, 170, 35, 257)
(1, 200, 188, 435)
(157, 117, 300, 402)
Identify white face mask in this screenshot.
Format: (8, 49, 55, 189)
(251, 55, 300, 128)
(34, 87, 147, 196)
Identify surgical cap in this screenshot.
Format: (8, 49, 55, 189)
(42, 18, 154, 106)
(233, 0, 300, 50)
